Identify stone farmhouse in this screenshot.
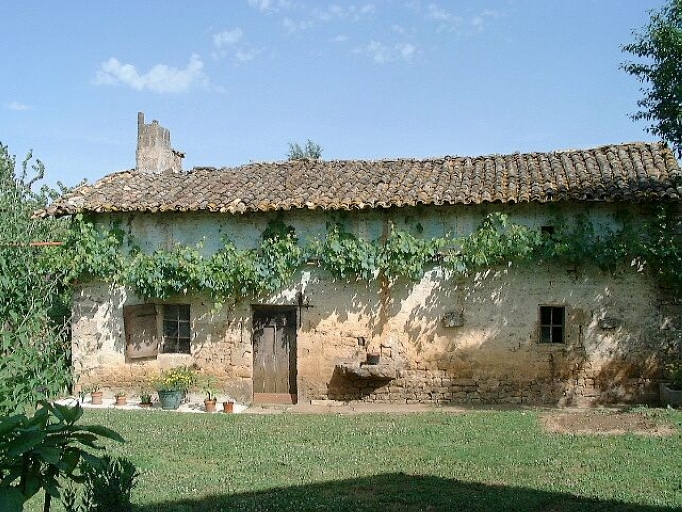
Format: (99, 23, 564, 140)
(43, 113, 682, 406)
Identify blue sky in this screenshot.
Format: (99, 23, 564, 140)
(0, 0, 665, 188)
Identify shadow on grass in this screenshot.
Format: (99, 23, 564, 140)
(133, 472, 675, 512)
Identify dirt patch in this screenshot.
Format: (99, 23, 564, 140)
(543, 410, 677, 436)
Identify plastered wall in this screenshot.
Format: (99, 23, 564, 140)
(73, 203, 674, 406)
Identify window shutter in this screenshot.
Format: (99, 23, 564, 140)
(124, 303, 159, 359)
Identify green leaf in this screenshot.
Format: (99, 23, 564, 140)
(0, 487, 26, 512)
(5, 430, 46, 457)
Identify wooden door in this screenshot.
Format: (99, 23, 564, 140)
(252, 309, 297, 403)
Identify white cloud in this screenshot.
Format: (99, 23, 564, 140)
(212, 27, 261, 63)
(314, 3, 375, 21)
(213, 28, 243, 49)
(396, 43, 416, 60)
(425, 3, 500, 33)
(248, 0, 291, 12)
(426, 3, 453, 22)
(330, 34, 348, 43)
(94, 54, 208, 93)
(425, 3, 462, 31)
(355, 41, 417, 64)
(6, 101, 30, 111)
(235, 48, 261, 62)
(282, 16, 314, 34)
(470, 9, 501, 31)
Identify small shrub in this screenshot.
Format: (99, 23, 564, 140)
(0, 401, 124, 512)
(153, 366, 198, 393)
(62, 455, 138, 512)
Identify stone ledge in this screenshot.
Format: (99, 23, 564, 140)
(336, 363, 399, 380)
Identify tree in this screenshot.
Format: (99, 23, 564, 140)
(621, 0, 682, 157)
(287, 139, 323, 160)
(0, 143, 72, 414)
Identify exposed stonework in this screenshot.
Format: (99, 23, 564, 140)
(73, 234, 675, 407)
(135, 112, 184, 174)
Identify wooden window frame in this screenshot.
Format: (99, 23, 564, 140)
(539, 305, 565, 344)
(123, 303, 191, 359)
(161, 304, 191, 354)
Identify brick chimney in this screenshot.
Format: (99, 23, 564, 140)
(135, 112, 184, 173)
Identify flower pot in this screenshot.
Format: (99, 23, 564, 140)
(139, 401, 153, 408)
(204, 399, 217, 413)
(115, 396, 127, 406)
(158, 390, 184, 410)
(223, 400, 234, 413)
(660, 382, 682, 408)
(91, 391, 103, 405)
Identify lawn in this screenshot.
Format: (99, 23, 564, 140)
(25, 407, 682, 511)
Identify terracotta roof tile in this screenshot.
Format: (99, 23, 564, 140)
(38, 142, 682, 217)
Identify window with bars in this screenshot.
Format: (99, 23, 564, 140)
(162, 304, 191, 354)
(539, 305, 565, 344)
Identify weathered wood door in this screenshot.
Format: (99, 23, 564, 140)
(252, 309, 297, 403)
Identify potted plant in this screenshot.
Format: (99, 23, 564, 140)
(223, 399, 235, 413)
(114, 391, 127, 406)
(660, 361, 682, 407)
(85, 384, 103, 405)
(153, 366, 197, 410)
(201, 376, 219, 413)
(139, 390, 153, 408)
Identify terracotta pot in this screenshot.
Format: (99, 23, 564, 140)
(223, 401, 234, 413)
(115, 396, 127, 406)
(204, 399, 217, 413)
(91, 391, 103, 405)
(139, 401, 153, 408)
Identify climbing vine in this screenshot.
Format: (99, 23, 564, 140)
(312, 224, 380, 281)
(54, 206, 682, 302)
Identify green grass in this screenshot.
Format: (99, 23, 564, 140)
(25, 408, 682, 511)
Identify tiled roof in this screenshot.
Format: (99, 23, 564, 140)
(39, 142, 682, 217)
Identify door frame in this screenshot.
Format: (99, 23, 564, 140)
(251, 305, 298, 404)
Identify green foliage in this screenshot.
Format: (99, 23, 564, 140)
(636, 204, 682, 287)
(380, 227, 445, 281)
(123, 243, 206, 300)
(313, 224, 380, 281)
(60, 215, 124, 283)
(152, 366, 198, 393)
(621, 0, 682, 157)
(287, 139, 323, 160)
(62, 455, 138, 512)
(0, 401, 124, 512)
(452, 212, 541, 273)
(200, 375, 220, 401)
(205, 240, 258, 300)
(0, 143, 72, 415)
(57, 206, 682, 303)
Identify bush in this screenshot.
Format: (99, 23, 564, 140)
(62, 455, 138, 512)
(0, 401, 124, 512)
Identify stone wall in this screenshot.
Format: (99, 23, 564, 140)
(73, 261, 670, 406)
(71, 202, 678, 406)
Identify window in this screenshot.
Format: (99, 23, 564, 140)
(162, 304, 191, 354)
(123, 303, 191, 358)
(539, 306, 565, 344)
